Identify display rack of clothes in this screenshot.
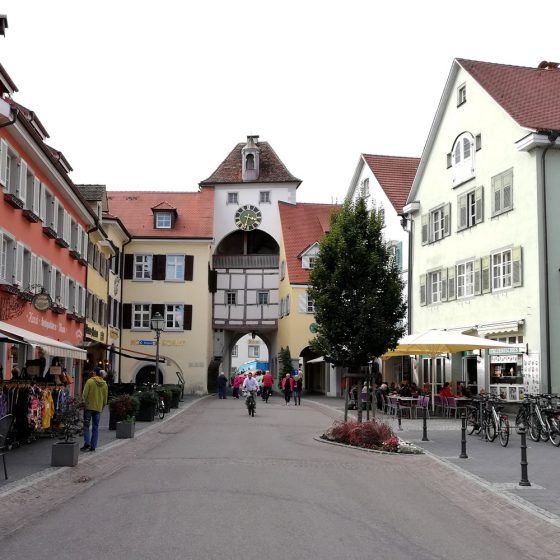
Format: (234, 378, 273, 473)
(0, 383, 69, 444)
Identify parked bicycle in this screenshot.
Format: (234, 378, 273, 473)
(514, 394, 533, 435)
(524, 394, 560, 447)
(244, 390, 256, 417)
(466, 395, 509, 447)
(143, 382, 166, 420)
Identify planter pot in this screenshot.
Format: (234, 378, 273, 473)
(170, 393, 180, 409)
(137, 403, 155, 422)
(109, 410, 126, 430)
(116, 421, 135, 439)
(51, 441, 79, 467)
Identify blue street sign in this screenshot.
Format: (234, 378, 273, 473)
(138, 340, 156, 346)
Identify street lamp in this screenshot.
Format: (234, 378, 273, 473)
(150, 312, 165, 385)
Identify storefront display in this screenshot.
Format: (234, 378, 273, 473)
(488, 345, 526, 401)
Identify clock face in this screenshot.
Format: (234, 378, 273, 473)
(234, 204, 262, 231)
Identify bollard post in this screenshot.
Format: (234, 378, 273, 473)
(459, 412, 468, 458)
(422, 406, 429, 441)
(397, 400, 403, 431)
(519, 427, 531, 487)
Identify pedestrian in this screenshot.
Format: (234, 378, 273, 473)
(81, 368, 108, 452)
(217, 371, 228, 399)
(293, 371, 303, 405)
(256, 370, 264, 397)
(262, 370, 273, 402)
(232, 374, 242, 399)
(282, 373, 294, 405)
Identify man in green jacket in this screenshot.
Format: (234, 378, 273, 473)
(81, 368, 108, 452)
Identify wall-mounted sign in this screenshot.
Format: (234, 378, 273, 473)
(488, 345, 526, 355)
(32, 292, 52, 312)
(138, 340, 156, 346)
(309, 323, 318, 333)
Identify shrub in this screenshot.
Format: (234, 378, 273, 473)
(324, 419, 396, 450)
(382, 437, 400, 453)
(109, 394, 140, 420)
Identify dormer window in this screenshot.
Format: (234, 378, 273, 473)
(155, 212, 172, 229)
(246, 154, 255, 170)
(299, 242, 320, 270)
(451, 132, 475, 186)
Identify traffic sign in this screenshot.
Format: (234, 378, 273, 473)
(138, 340, 156, 346)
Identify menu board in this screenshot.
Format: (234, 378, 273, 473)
(523, 353, 540, 395)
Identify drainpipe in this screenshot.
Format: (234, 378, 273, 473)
(541, 131, 559, 393)
(0, 107, 18, 129)
(400, 214, 413, 334)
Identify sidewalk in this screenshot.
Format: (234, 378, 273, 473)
(305, 394, 560, 523)
(0, 396, 199, 491)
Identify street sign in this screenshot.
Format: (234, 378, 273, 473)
(138, 340, 156, 346)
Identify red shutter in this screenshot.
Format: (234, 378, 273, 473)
(124, 254, 133, 279)
(184, 255, 194, 281)
(183, 305, 192, 330)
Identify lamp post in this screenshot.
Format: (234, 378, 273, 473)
(150, 312, 165, 385)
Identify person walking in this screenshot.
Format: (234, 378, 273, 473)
(262, 370, 273, 402)
(81, 368, 108, 452)
(282, 373, 294, 405)
(232, 374, 242, 399)
(217, 371, 228, 399)
(293, 371, 303, 405)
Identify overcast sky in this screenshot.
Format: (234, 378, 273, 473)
(1, 1, 559, 204)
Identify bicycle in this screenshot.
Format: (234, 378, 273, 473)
(244, 390, 256, 417)
(143, 383, 165, 420)
(526, 394, 560, 447)
(514, 395, 533, 435)
(467, 395, 509, 447)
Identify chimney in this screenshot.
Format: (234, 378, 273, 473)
(0, 15, 7, 37)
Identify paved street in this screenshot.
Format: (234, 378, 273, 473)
(1, 394, 560, 559)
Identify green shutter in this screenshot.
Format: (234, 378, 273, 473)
(458, 193, 467, 231)
(475, 186, 484, 224)
(395, 241, 403, 271)
(474, 259, 482, 295)
(481, 256, 491, 293)
(447, 266, 456, 301)
(443, 203, 451, 237)
(441, 268, 448, 302)
(512, 246, 523, 287)
(421, 214, 429, 245)
(420, 274, 427, 306)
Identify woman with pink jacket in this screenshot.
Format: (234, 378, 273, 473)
(281, 373, 294, 405)
(232, 374, 243, 399)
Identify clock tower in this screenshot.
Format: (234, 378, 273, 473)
(241, 135, 260, 182)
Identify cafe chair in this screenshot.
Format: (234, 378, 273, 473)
(0, 414, 15, 480)
(434, 395, 444, 416)
(398, 398, 414, 419)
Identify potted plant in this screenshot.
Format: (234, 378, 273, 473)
(108, 394, 140, 430)
(51, 397, 84, 467)
(116, 415, 136, 439)
(135, 390, 157, 422)
(163, 384, 182, 409)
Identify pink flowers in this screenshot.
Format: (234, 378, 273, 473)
(382, 437, 400, 453)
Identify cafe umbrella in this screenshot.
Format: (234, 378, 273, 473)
(382, 329, 515, 410)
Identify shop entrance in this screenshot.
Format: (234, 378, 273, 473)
(135, 365, 164, 385)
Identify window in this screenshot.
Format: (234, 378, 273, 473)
(258, 291, 269, 305)
(246, 154, 255, 170)
(166, 255, 184, 281)
(132, 304, 151, 329)
(492, 249, 512, 291)
(280, 260, 286, 280)
(248, 345, 260, 358)
(0, 231, 12, 283)
(457, 260, 474, 298)
(387, 241, 403, 271)
(226, 291, 237, 305)
(491, 168, 513, 216)
(451, 132, 475, 185)
(165, 304, 184, 329)
(458, 187, 483, 230)
(231, 345, 238, 357)
(285, 294, 291, 315)
(306, 293, 315, 313)
(360, 178, 370, 198)
(429, 270, 442, 304)
(227, 192, 238, 205)
(302, 255, 317, 269)
(134, 254, 152, 280)
(457, 84, 466, 106)
(421, 204, 451, 245)
(155, 212, 172, 229)
(259, 191, 270, 203)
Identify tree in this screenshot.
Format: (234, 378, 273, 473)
(279, 346, 293, 376)
(308, 196, 406, 371)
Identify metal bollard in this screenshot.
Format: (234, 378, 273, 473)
(519, 427, 531, 487)
(459, 413, 468, 458)
(397, 401, 403, 431)
(422, 406, 429, 441)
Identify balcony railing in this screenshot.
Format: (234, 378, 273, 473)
(212, 254, 279, 270)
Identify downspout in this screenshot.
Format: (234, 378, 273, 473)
(0, 107, 19, 129)
(541, 131, 559, 393)
(118, 237, 132, 383)
(399, 213, 413, 335)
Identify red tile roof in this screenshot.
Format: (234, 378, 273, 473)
(107, 189, 214, 238)
(279, 201, 340, 284)
(362, 154, 420, 214)
(200, 141, 301, 185)
(458, 59, 560, 131)
(151, 201, 177, 211)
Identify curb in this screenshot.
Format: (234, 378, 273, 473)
(313, 435, 424, 456)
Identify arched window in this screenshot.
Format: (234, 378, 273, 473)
(246, 153, 255, 171)
(451, 132, 475, 186)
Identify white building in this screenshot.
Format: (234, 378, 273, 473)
(404, 58, 560, 399)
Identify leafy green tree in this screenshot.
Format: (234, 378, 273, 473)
(279, 346, 293, 376)
(308, 196, 406, 370)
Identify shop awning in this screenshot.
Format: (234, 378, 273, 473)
(0, 321, 87, 360)
(476, 320, 522, 336)
(307, 356, 325, 364)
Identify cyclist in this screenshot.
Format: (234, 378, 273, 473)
(242, 371, 259, 410)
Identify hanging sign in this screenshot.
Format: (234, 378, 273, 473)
(32, 292, 52, 312)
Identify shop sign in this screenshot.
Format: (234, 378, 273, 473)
(488, 345, 525, 355)
(309, 323, 318, 333)
(131, 339, 186, 347)
(32, 292, 52, 312)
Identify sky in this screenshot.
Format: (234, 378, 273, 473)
(1, 1, 559, 204)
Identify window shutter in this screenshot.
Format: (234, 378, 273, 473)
(80, 287, 86, 316)
(481, 256, 491, 294)
(208, 267, 217, 293)
(446, 152, 452, 169)
(64, 276, 70, 309)
(14, 242, 24, 285)
(122, 303, 131, 329)
(419, 274, 427, 306)
(475, 134, 482, 151)
(474, 259, 482, 295)
(421, 214, 429, 245)
(74, 283, 79, 313)
(475, 186, 483, 224)
(395, 241, 403, 270)
(30, 254, 37, 289)
(0, 139, 7, 188)
(512, 246, 523, 287)
(492, 174, 501, 215)
(39, 183, 47, 221)
(458, 194, 467, 231)
(36, 256, 43, 289)
(81, 230, 88, 258)
(50, 267, 57, 298)
(443, 203, 451, 237)
(153, 255, 166, 280)
(152, 303, 164, 318)
(440, 268, 448, 301)
(17, 159, 27, 203)
(64, 211, 71, 243)
(184, 255, 194, 281)
(298, 294, 307, 313)
(447, 266, 456, 301)
(32, 177, 40, 215)
(124, 254, 134, 279)
(51, 199, 59, 231)
(183, 304, 193, 331)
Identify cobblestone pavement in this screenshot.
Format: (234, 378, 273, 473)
(306, 395, 560, 525)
